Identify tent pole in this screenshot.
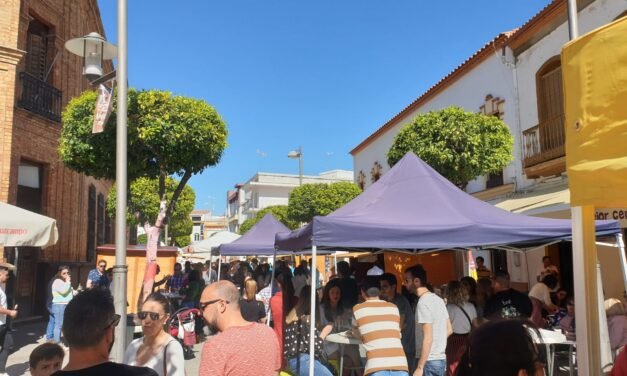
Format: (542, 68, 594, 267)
(267, 248, 276, 327)
(572, 206, 601, 374)
(334, 252, 337, 276)
(217, 256, 222, 280)
(309, 245, 317, 376)
(617, 233, 627, 300)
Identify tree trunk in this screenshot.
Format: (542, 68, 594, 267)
(140, 200, 167, 305)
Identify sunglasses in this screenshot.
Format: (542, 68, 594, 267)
(137, 311, 163, 321)
(105, 314, 121, 329)
(99, 264, 106, 268)
(199, 299, 229, 311)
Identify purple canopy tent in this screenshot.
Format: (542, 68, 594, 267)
(220, 214, 290, 256)
(276, 152, 619, 251)
(275, 152, 620, 375)
(217, 214, 332, 328)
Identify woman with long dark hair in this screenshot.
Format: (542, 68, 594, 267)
(285, 286, 334, 376)
(180, 269, 204, 309)
(270, 271, 296, 365)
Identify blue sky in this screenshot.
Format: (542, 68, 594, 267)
(96, 0, 549, 214)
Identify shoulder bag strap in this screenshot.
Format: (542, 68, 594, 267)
(456, 304, 472, 327)
(162, 340, 172, 376)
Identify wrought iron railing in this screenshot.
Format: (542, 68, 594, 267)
(522, 114, 565, 168)
(17, 72, 62, 122)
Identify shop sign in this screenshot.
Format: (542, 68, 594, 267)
(595, 208, 627, 228)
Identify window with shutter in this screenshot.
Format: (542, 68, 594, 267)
(536, 57, 565, 156)
(25, 18, 51, 81)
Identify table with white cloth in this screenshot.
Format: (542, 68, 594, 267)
(325, 332, 362, 375)
(529, 328, 576, 376)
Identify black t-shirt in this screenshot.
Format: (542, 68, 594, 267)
(240, 298, 266, 322)
(483, 288, 533, 319)
(337, 277, 359, 310)
(53, 362, 157, 376)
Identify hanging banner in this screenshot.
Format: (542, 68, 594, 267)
(92, 83, 114, 134)
(562, 17, 627, 207)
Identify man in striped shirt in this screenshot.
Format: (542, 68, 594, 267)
(353, 278, 409, 376)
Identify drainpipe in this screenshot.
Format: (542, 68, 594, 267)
(500, 45, 524, 193)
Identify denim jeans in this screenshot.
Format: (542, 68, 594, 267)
(288, 354, 334, 376)
(370, 371, 409, 376)
(45, 306, 55, 340)
(51, 303, 66, 343)
(423, 359, 446, 376)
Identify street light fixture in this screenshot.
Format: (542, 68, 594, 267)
(65, 32, 117, 82)
(288, 146, 303, 186)
(65, 3, 128, 361)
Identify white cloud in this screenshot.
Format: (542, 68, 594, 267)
(256, 149, 268, 158)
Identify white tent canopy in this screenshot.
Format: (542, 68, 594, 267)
(0, 202, 58, 248)
(181, 231, 240, 261)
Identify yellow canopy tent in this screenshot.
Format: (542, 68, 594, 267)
(562, 15, 627, 374)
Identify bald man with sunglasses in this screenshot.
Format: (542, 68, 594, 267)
(199, 281, 280, 376)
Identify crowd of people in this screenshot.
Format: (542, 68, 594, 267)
(3, 253, 627, 376)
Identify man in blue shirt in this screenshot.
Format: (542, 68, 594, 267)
(86, 259, 110, 289)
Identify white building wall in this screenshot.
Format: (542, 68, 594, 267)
(354, 52, 524, 194)
(516, 0, 627, 135)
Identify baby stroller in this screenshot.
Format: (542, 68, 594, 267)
(168, 307, 201, 360)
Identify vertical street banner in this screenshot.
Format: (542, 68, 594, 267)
(92, 83, 114, 134)
(562, 17, 627, 207)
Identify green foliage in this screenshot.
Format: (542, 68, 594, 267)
(387, 107, 513, 188)
(61, 88, 227, 237)
(287, 181, 362, 224)
(239, 205, 298, 235)
(60, 89, 228, 181)
(137, 234, 147, 244)
(107, 177, 195, 246)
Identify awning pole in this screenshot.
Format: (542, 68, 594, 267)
(617, 233, 627, 297)
(267, 248, 276, 327)
(572, 205, 601, 374)
(217, 255, 222, 280)
(309, 245, 317, 376)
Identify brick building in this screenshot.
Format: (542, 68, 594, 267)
(0, 0, 113, 317)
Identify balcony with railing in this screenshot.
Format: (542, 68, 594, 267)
(17, 72, 62, 122)
(522, 114, 566, 177)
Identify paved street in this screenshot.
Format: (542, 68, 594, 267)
(6, 321, 203, 376)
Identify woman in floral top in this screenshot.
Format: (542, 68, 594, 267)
(284, 286, 334, 376)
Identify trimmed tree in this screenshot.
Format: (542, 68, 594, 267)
(239, 205, 298, 235)
(287, 181, 362, 224)
(107, 177, 195, 248)
(387, 106, 513, 189)
(60, 89, 227, 302)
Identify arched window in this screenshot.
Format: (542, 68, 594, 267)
(357, 171, 366, 190)
(194, 233, 200, 241)
(371, 162, 382, 183)
(535, 56, 565, 156)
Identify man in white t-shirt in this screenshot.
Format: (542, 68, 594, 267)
(537, 256, 560, 288)
(0, 263, 18, 376)
(404, 264, 452, 376)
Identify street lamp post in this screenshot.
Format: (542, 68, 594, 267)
(65, 0, 128, 361)
(288, 146, 303, 186)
